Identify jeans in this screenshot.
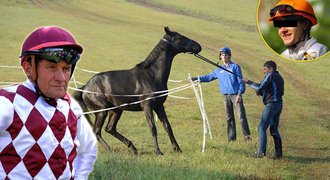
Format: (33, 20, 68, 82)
(224, 94, 251, 141)
(258, 102, 283, 156)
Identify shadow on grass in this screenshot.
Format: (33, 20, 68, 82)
(208, 142, 256, 157)
(286, 146, 330, 163)
(286, 155, 330, 163)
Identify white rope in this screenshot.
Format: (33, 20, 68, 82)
(0, 64, 210, 153)
(75, 67, 100, 74)
(0, 82, 22, 84)
(168, 94, 191, 100)
(0, 65, 187, 82)
(68, 82, 192, 97)
(189, 74, 212, 153)
(69, 80, 84, 85)
(0, 65, 21, 69)
(0, 63, 193, 103)
(168, 79, 183, 83)
(0, 82, 24, 90)
(81, 82, 195, 115)
(71, 74, 79, 88)
(198, 80, 212, 140)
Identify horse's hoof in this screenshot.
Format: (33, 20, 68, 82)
(104, 128, 110, 133)
(131, 151, 138, 155)
(174, 147, 182, 153)
(130, 145, 138, 155)
(156, 150, 164, 156)
(96, 135, 111, 150)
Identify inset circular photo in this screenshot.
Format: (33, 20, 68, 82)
(257, 0, 330, 61)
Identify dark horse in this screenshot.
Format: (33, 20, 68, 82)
(72, 27, 201, 155)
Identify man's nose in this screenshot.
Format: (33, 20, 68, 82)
(54, 69, 66, 80)
(278, 27, 288, 31)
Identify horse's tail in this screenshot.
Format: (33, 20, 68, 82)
(72, 85, 93, 126)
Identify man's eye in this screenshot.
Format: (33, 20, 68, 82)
(63, 66, 71, 72)
(47, 65, 56, 69)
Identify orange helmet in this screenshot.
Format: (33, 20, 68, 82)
(269, 0, 317, 26)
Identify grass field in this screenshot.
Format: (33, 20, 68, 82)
(1, 0, 330, 179)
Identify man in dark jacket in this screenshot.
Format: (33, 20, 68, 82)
(243, 60, 284, 159)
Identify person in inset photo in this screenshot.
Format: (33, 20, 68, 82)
(258, 0, 329, 61)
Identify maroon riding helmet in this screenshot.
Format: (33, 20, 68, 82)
(20, 26, 83, 69)
(20, 26, 83, 101)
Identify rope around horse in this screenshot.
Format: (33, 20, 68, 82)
(80, 81, 198, 115)
(68, 81, 192, 97)
(0, 64, 211, 152)
(0, 65, 196, 112)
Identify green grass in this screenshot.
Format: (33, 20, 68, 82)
(1, 0, 330, 179)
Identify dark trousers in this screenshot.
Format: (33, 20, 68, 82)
(223, 94, 251, 141)
(258, 102, 283, 156)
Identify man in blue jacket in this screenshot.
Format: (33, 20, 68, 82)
(243, 60, 284, 159)
(192, 47, 251, 142)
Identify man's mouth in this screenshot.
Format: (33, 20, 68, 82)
(282, 33, 292, 41)
(52, 85, 66, 89)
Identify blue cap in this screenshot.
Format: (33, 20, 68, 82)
(219, 47, 231, 55)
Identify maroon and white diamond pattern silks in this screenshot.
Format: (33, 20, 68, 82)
(0, 81, 96, 180)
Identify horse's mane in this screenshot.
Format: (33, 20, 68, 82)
(136, 39, 168, 69)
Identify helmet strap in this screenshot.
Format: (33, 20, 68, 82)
(34, 83, 57, 106)
(70, 63, 76, 78)
(287, 33, 310, 49)
(31, 57, 57, 105)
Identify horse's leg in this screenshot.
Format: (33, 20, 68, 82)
(143, 106, 163, 155)
(154, 105, 182, 153)
(104, 110, 138, 155)
(94, 111, 111, 150)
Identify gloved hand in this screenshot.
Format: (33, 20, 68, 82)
(191, 76, 198, 81)
(243, 78, 252, 84)
(256, 90, 262, 96)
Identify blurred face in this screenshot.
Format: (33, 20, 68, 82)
(219, 53, 230, 64)
(263, 66, 273, 75)
(36, 60, 72, 98)
(278, 20, 308, 47)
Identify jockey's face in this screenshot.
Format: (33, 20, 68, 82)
(278, 20, 308, 47)
(36, 60, 72, 98)
(23, 56, 72, 99)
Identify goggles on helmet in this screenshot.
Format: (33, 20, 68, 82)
(20, 48, 80, 64)
(270, 5, 316, 20)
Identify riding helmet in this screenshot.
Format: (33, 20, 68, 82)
(20, 26, 83, 65)
(268, 0, 317, 26)
(219, 47, 231, 55)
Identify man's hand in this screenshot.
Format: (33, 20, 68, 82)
(235, 95, 242, 103)
(256, 90, 262, 96)
(191, 77, 198, 81)
(242, 77, 249, 84)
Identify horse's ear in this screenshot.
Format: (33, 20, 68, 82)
(164, 27, 172, 35)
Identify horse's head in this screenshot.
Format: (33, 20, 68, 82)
(163, 27, 202, 54)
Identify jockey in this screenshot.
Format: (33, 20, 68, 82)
(269, 0, 328, 60)
(0, 26, 97, 179)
